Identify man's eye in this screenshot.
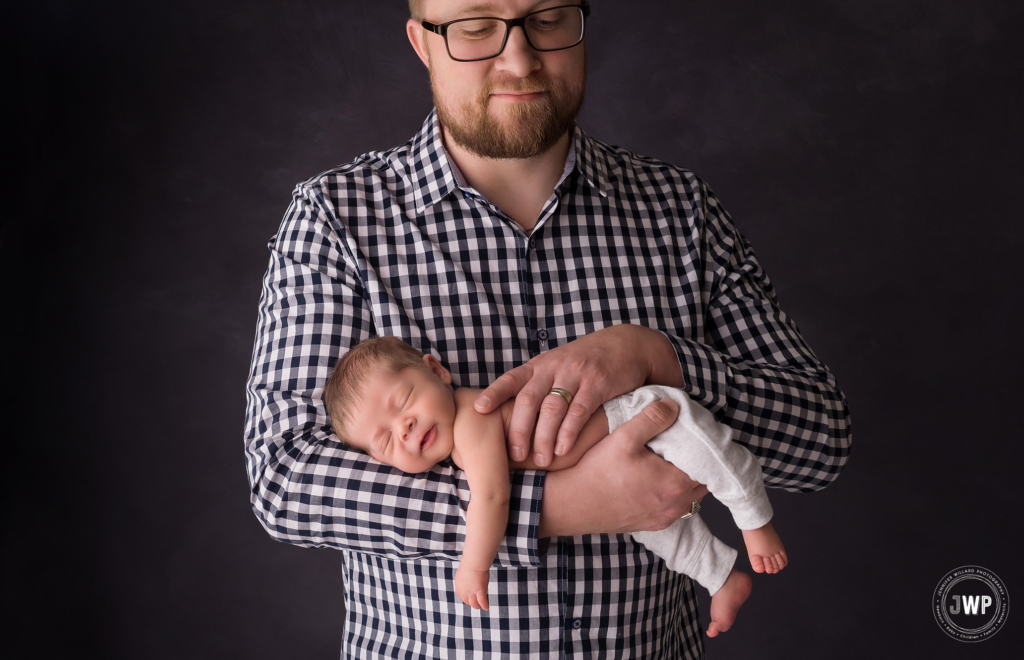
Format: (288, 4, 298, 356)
(453, 21, 498, 39)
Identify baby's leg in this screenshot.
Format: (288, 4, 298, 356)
(605, 385, 787, 573)
(742, 521, 788, 574)
(631, 513, 737, 596)
(639, 386, 774, 528)
(632, 514, 753, 638)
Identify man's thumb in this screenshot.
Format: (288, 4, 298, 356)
(623, 397, 679, 446)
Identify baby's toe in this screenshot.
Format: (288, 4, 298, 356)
(750, 555, 765, 573)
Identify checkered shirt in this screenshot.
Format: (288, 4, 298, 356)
(244, 108, 852, 659)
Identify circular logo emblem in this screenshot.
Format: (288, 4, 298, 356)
(933, 566, 1009, 642)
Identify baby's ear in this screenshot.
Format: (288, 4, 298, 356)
(423, 354, 452, 384)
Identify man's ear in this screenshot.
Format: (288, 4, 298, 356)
(406, 19, 431, 69)
(423, 354, 452, 385)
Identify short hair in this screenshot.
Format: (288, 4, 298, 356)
(408, 0, 424, 21)
(323, 336, 430, 447)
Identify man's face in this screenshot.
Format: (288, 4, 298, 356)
(414, 0, 587, 159)
(346, 359, 458, 474)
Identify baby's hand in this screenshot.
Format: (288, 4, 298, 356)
(455, 566, 492, 610)
(456, 564, 491, 609)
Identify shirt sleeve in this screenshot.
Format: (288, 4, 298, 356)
(661, 178, 853, 492)
(243, 182, 545, 565)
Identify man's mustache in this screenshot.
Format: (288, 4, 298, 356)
(485, 75, 553, 96)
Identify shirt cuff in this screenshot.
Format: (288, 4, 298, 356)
(659, 331, 731, 414)
(495, 469, 546, 567)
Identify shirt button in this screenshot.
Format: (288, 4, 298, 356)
(528, 238, 536, 251)
(537, 329, 549, 341)
(572, 618, 583, 630)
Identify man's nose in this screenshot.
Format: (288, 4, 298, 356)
(494, 25, 541, 78)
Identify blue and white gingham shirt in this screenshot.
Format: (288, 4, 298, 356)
(244, 108, 852, 659)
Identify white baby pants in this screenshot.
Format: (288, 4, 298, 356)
(602, 384, 774, 596)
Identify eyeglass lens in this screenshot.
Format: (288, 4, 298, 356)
(447, 7, 584, 61)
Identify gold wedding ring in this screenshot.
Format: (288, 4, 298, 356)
(548, 387, 573, 406)
(679, 500, 701, 520)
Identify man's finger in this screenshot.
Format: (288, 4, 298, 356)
(476, 365, 532, 413)
(615, 398, 679, 449)
(552, 388, 601, 457)
(507, 375, 553, 462)
(531, 390, 570, 466)
(532, 375, 582, 461)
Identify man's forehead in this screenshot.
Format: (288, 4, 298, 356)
(428, 0, 565, 19)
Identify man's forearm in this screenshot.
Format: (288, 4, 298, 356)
(246, 186, 549, 565)
(538, 469, 585, 538)
(662, 329, 852, 492)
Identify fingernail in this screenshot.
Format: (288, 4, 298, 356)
(535, 453, 547, 467)
(511, 447, 524, 461)
(555, 443, 566, 456)
(476, 395, 489, 410)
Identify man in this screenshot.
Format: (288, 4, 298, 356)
(244, 0, 852, 657)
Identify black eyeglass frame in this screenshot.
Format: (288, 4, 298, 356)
(420, 2, 591, 62)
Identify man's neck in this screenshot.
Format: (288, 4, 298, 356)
(441, 126, 572, 233)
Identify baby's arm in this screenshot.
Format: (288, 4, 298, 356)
(450, 388, 511, 610)
(506, 405, 611, 472)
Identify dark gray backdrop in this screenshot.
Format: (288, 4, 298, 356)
(4, 0, 1022, 658)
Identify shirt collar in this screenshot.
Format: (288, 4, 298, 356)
(394, 108, 461, 215)
(398, 108, 610, 214)
(569, 119, 610, 199)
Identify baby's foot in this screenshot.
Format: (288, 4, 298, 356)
(707, 568, 752, 637)
(742, 521, 788, 574)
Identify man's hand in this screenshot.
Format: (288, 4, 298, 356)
(538, 398, 709, 538)
(475, 324, 682, 468)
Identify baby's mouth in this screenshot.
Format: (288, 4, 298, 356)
(420, 425, 436, 452)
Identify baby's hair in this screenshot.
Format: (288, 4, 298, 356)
(323, 336, 430, 447)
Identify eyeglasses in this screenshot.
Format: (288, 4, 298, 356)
(421, 3, 591, 63)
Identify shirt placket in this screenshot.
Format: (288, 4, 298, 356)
(444, 135, 596, 656)
(526, 185, 574, 358)
(469, 192, 563, 358)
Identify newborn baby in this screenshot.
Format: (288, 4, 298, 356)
(323, 336, 788, 637)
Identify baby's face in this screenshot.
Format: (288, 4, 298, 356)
(346, 356, 457, 473)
